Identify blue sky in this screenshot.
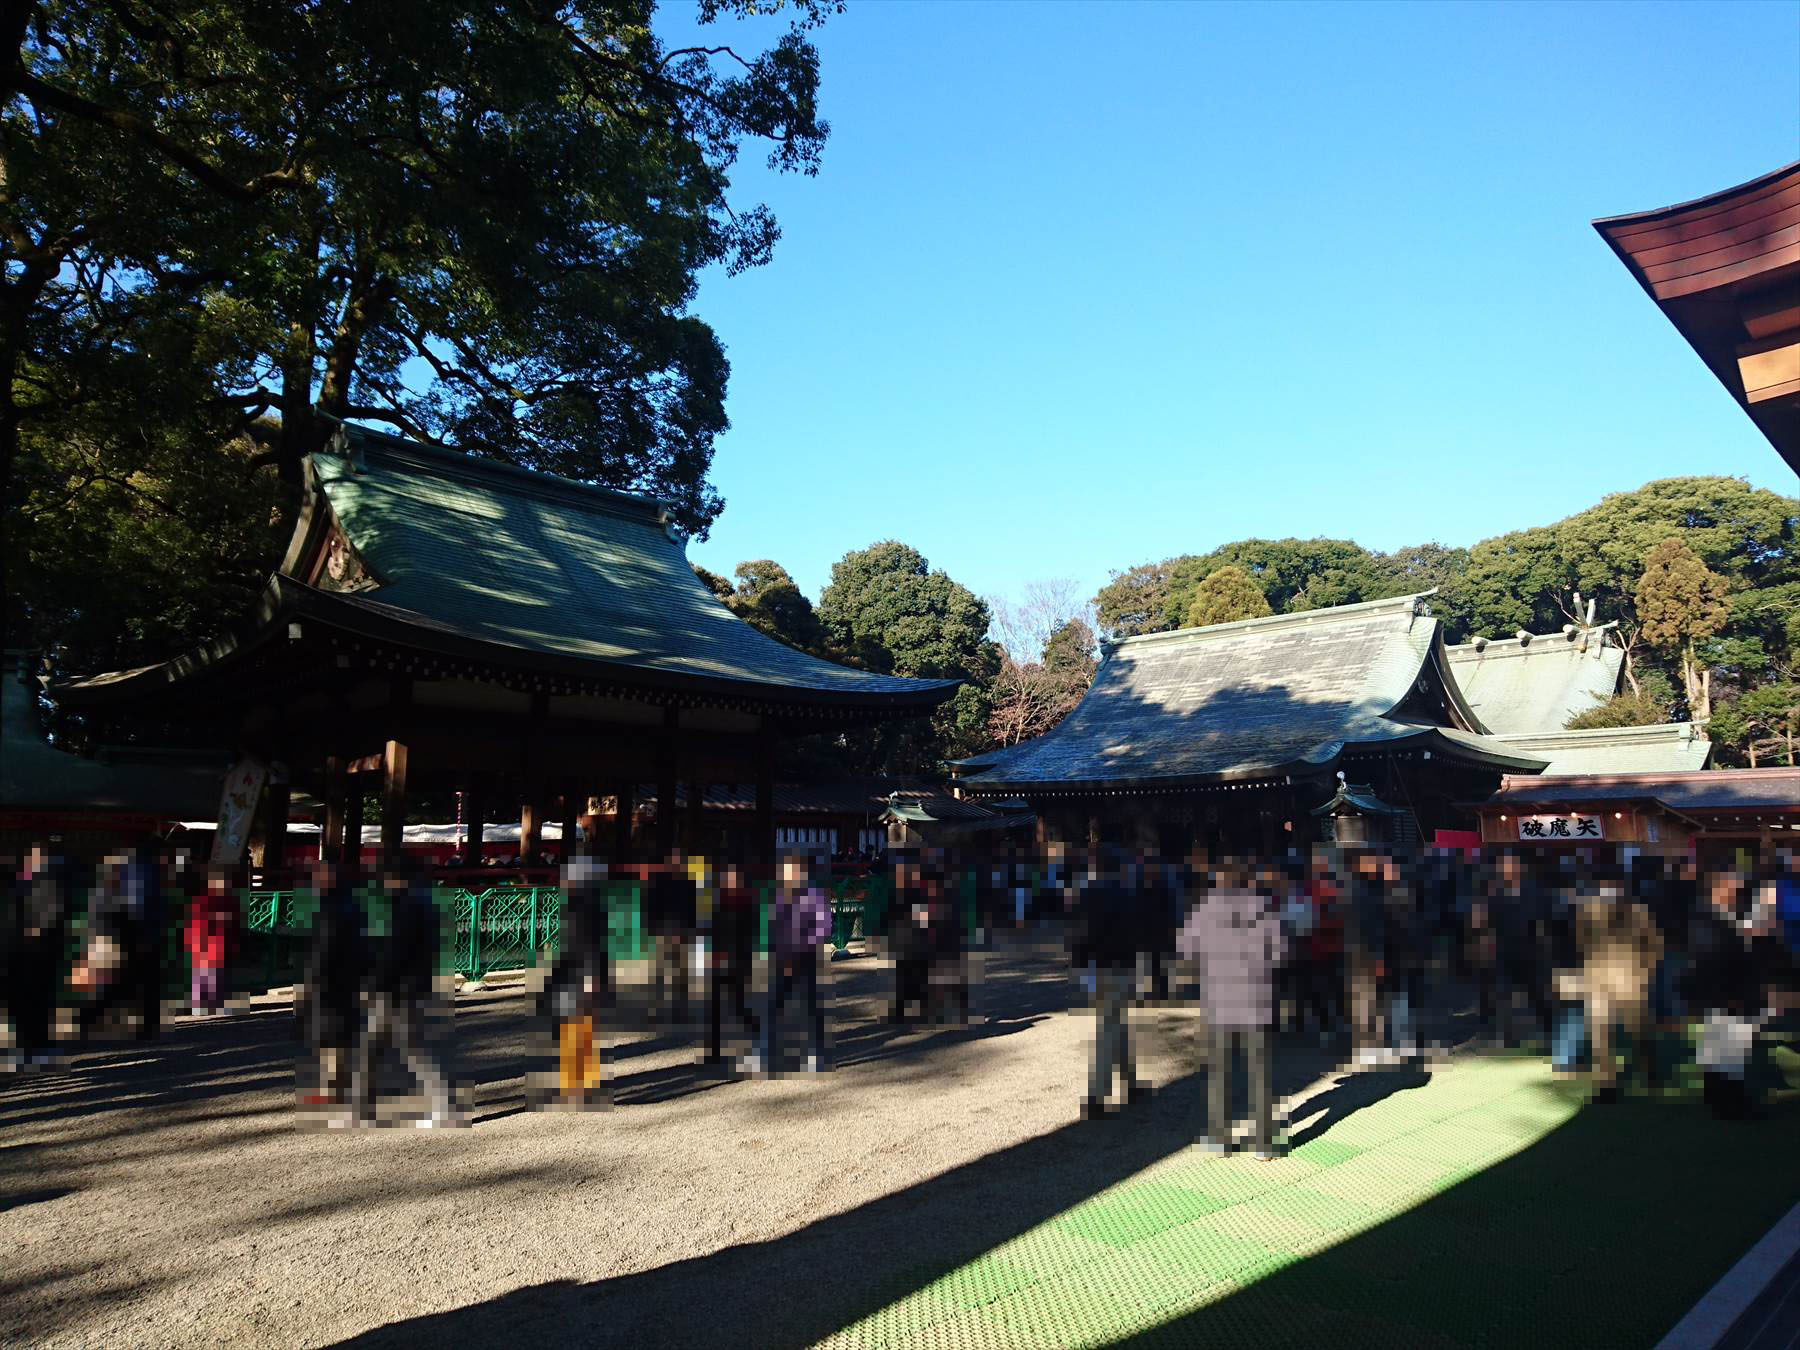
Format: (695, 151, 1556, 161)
(668, 0, 1799, 616)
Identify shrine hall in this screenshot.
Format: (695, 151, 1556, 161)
(56, 426, 958, 868)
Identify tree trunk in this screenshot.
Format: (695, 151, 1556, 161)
(1619, 632, 1642, 697)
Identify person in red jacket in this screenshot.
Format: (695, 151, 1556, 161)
(184, 866, 240, 1016)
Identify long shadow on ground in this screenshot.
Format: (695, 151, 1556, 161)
(320, 1032, 1375, 1350)
(1118, 1090, 1800, 1350)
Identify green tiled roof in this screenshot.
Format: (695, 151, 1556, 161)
(307, 430, 956, 702)
(958, 594, 1544, 793)
(1444, 626, 1623, 735)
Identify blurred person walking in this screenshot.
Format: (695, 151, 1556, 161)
(646, 849, 697, 1025)
(348, 863, 464, 1128)
(184, 865, 241, 1016)
(1180, 860, 1288, 1158)
(1684, 867, 1766, 1120)
(704, 861, 761, 1065)
(75, 841, 166, 1043)
(544, 854, 611, 1107)
(1564, 860, 1662, 1104)
(1344, 850, 1390, 1065)
(1381, 854, 1431, 1061)
(3, 845, 77, 1071)
(298, 860, 366, 1110)
(742, 851, 831, 1077)
(1070, 846, 1151, 1118)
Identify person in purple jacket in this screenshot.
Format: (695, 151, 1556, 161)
(1179, 860, 1289, 1158)
(740, 849, 832, 1078)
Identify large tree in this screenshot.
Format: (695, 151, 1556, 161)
(7, 0, 837, 669)
(818, 540, 1001, 773)
(1635, 537, 1730, 722)
(1183, 564, 1273, 628)
(719, 558, 823, 654)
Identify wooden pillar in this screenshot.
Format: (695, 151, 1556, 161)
(686, 778, 707, 856)
(753, 736, 775, 868)
(559, 783, 579, 862)
(342, 776, 365, 869)
(380, 738, 409, 866)
(519, 693, 548, 862)
(323, 755, 345, 863)
(613, 782, 635, 863)
(656, 706, 679, 858)
(465, 777, 486, 868)
(262, 763, 291, 872)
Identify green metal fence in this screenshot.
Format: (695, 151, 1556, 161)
(238, 872, 921, 983)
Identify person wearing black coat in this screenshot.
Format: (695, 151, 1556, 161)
(1343, 851, 1390, 1065)
(4, 846, 77, 1070)
(77, 842, 167, 1043)
(298, 861, 367, 1109)
(545, 854, 612, 1103)
(1071, 848, 1152, 1117)
(1380, 855, 1432, 1060)
(348, 865, 463, 1128)
(645, 852, 697, 1024)
(888, 862, 934, 1024)
(704, 862, 761, 1064)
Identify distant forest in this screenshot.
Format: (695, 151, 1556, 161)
(701, 476, 1799, 774)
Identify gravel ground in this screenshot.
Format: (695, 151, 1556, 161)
(1, 934, 1362, 1350)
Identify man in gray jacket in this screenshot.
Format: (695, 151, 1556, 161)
(1179, 860, 1289, 1158)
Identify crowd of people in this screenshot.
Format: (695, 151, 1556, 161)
(3, 835, 1797, 1151)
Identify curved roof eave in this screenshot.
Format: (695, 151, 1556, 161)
(57, 575, 959, 715)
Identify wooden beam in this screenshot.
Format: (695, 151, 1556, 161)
(753, 735, 775, 868)
(262, 763, 290, 872)
(1738, 333, 1800, 404)
(559, 783, 579, 862)
(521, 694, 548, 860)
(686, 776, 706, 856)
(323, 755, 345, 862)
(342, 778, 365, 868)
(465, 776, 486, 867)
(656, 705, 678, 858)
(614, 782, 635, 862)
(380, 739, 409, 866)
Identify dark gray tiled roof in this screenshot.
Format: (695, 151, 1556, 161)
(958, 594, 1480, 791)
(1488, 769, 1800, 812)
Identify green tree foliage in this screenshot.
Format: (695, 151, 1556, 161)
(1635, 537, 1730, 722)
(8, 0, 838, 664)
(1565, 670, 1677, 730)
(817, 540, 1001, 773)
(720, 559, 823, 654)
(1091, 476, 1798, 766)
(1043, 617, 1097, 673)
(1457, 477, 1797, 699)
(692, 564, 735, 600)
(1096, 537, 1467, 639)
(1707, 683, 1800, 767)
(1183, 564, 1274, 628)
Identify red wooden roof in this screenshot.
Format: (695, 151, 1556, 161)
(1594, 162, 1800, 476)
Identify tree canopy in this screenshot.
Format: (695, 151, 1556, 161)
(7, 0, 838, 669)
(1183, 564, 1273, 628)
(1092, 476, 1799, 766)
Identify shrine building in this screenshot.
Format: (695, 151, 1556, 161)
(55, 427, 958, 868)
(952, 591, 1711, 855)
